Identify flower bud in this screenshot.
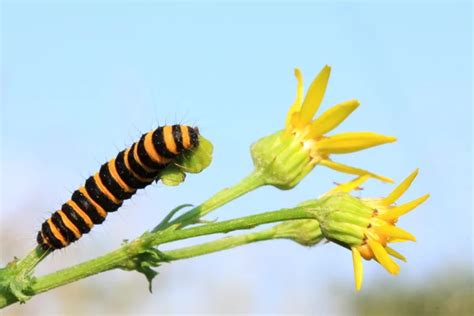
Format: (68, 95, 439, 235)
(314, 193, 373, 247)
(251, 131, 314, 189)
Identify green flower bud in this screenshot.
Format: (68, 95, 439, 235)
(251, 131, 314, 189)
(314, 193, 372, 247)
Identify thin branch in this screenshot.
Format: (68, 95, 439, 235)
(0, 206, 317, 308)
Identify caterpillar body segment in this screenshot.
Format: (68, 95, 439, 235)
(37, 125, 199, 250)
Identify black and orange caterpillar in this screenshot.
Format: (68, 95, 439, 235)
(37, 125, 199, 250)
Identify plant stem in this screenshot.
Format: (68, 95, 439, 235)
(154, 206, 312, 244)
(31, 244, 134, 295)
(163, 170, 266, 229)
(164, 227, 278, 260)
(0, 206, 315, 309)
(33, 226, 282, 295)
(14, 247, 49, 275)
(0, 169, 268, 309)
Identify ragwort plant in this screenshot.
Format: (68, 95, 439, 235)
(0, 66, 428, 308)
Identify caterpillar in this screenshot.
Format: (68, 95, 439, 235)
(37, 125, 199, 251)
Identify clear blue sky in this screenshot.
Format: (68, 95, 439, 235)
(1, 1, 471, 313)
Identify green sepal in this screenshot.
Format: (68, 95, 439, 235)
(313, 193, 373, 248)
(251, 131, 313, 190)
(160, 136, 214, 186)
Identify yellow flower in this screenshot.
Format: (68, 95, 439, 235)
(251, 66, 397, 189)
(329, 170, 430, 291)
(284, 66, 396, 182)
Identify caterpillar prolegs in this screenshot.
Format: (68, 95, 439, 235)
(37, 125, 199, 250)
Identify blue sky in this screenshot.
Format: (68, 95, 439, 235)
(1, 1, 472, 314)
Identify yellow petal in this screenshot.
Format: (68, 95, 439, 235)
(367, 239, 400, 275)
(385, 246, 407, 262)
(320, 159, 394, 183)
(307, 100, 360, 138)
(388, 238, 409, 243)
(383, 169, 419, 205)
(379, 194, 430, 221)
(352, 247, 364, 291)
(296, 65, 331, 127)
(285, 68, 304, 129)
(327, 175, 370, 195)
(376, 225, 416, 242)
(317, 132, 397, 155)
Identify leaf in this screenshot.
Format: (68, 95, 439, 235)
(0, 258, 34, 303)
(160, 167, 186, 186)
(136, 262, 159, 293)
(120, 247, 169, 293)
(153, 204, 194, 232)
(160, 136, 213, 186)
(175, 136, 214, 174)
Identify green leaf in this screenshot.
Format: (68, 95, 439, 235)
(160, 136, 213, 186)
(153, 204, 194, 232)
(0, 259, 34, 304)
(120, 246, 169, 293)
(176, 136, 213, 173)
(136, 261, 159, 293)
(160, 167, 186, 186)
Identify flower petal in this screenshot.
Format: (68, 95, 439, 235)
(385, 246, 407, 262)
(388, 238, 410, 243)
(376, 225, 416, 242)
(383, 169, 419, 205)
(327, 175, 370, 195)
(352, 247, 364, 291)
(320, 159, 394, 183)
(379, 194, 430, 221)
(367, 239, 400, 275)
(296, 65, 331, 127)
(307, 100, 360, 138)
(316, 132, 397, 155)
(285, 68, 304, 129)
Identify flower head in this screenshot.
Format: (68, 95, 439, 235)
(323, 170, 429, 291)
(251, 66, 396, 189)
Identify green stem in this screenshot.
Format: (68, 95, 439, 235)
(0, 206, 316, 309)
(153, 206, 312, 244)
(163, 169, 266, 229)
(31, 245, 134, 295)
(163, 220, 324, 261)
(34, 227, 282, 295)
(164, 227, 278, 260)
(14, 247, 49, 275)
(0, 169, 268, 309)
